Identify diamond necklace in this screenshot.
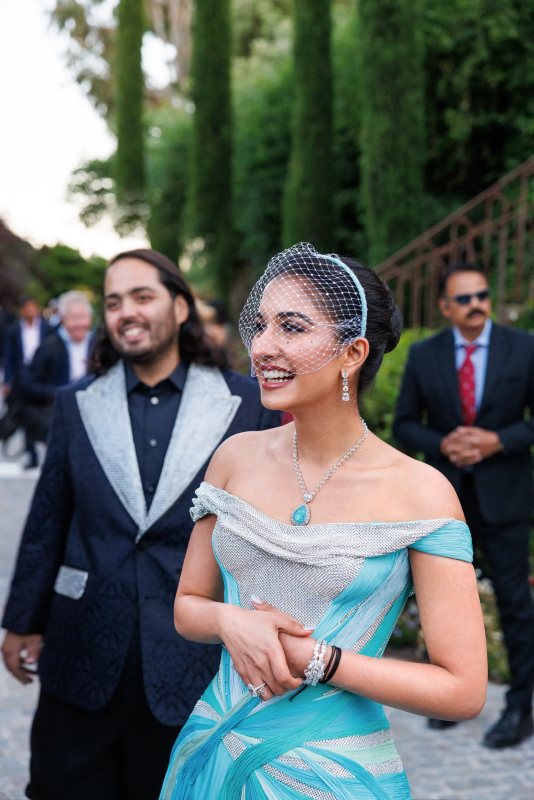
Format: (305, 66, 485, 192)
(291, 419, 369, 526)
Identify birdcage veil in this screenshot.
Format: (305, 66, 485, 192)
(239, 242, 368, 376)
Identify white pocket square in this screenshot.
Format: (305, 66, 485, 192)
(54, 565, 88, 600)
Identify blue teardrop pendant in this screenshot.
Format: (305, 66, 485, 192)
(291, 503, 310, 526)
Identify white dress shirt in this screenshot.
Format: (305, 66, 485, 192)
(20, 319, 41, 364)
(58, 327, 91, 382)
(453, 318, 492, 411)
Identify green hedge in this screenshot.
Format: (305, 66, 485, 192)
(360, 328, 432, 444)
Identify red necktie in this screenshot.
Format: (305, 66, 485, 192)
(458, 345, 478, 426)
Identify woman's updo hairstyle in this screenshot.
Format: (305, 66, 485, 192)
(339, 257, 403, 393)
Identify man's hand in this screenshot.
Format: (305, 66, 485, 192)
(440, 427, 503, 467)
(2, 384, 10, 398)
(1, 631, 42, 684)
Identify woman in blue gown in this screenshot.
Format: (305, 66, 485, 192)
(160, 244, 487, 800)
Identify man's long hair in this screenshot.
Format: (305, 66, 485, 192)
(89, 249, 230, 376)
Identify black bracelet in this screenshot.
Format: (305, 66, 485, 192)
(320, 645, 342, 684)
(319, 645, 336, 685)
(328, 646, 342, 683)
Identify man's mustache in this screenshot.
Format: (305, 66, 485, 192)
(118, 320, 150, 335)
(467, 309, 486, 319)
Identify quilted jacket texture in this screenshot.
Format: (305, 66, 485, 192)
(2, 366, 280, 726)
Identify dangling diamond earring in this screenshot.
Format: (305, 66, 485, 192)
(342, 372, 349, 401)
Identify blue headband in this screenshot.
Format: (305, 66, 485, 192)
(321, 254, 368, 338)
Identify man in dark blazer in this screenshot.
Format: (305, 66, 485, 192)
(3, 297, 50, 467)
(1, 249, 280, 800)
(19, 291, 93, 447)
(394, 262, 534, 748)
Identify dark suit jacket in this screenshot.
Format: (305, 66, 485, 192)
(0, 309, 16, 367)
(2, 361, 281, 726)
(3, 318, 50, 385)
(393, 324, 534, 524)
(20, 332, 79, 404)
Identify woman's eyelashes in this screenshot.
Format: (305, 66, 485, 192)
(252, 317, 310, 336)
(281, 321, 307, 334)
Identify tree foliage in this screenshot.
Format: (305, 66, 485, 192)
(189, 0, 234, 296)
(146, 108, 193, 263)
(115, 0, 146, 205)
(64, 0, 534, 295)
(37, 245, 107, 300)
(425, 0, 534, 203)
(359, 0, 426, 266)
(51, 1, 116, 119)
(282, 0, 333, 251)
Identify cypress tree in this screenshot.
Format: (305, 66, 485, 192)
(190, 0, 233, 297)
(282, 0, 333, 252)
(359, 0, 425, 266)
(115, 0, 146, 204)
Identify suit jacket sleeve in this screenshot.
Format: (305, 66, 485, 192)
(496, 336, 534, 455)
(393, 345, 444, 459)
(2, 392, 74, 634)
(20, 340, 56, 403)
(3, 324, 17, 385)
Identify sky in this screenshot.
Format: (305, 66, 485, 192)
(0, 0, 171, 259)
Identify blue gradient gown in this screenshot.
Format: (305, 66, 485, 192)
(160, 482, 473, 800)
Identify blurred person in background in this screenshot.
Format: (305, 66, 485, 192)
(1, 249, 280, 800)
(394, 262, 534, 748)
(2, 296, 50, 467)
(19, 291, 93, 450)
(0, 299, 17, 368)
(205, 299, 229, 347)
(43, 297, 61, 328)
(194, 297, 229, 349)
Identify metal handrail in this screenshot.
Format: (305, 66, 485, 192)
(374, 156, 534, 327)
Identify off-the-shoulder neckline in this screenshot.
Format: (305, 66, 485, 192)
(198, 482, 467, 532)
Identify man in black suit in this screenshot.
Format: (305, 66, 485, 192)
(20, 291, 93, 447)
(3, 297, 50, 467)
(0, 300, 17, 367)
(393, 262, 534, 748)
(1, 249, 280, 800)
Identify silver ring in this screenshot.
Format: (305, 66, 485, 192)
(247, 683, 266, 698)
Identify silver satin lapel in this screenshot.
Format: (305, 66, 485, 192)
(76, 362, 146, 530)
(140, 363, 242, 540)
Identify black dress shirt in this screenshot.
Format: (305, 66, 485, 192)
(126, 360, 188, 509)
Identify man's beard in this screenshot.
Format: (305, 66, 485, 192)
(111, 321, 178, 365)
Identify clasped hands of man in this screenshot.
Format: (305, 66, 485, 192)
(440, 426, 503, 468)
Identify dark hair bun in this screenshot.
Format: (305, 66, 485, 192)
(385, 296, 403, 353)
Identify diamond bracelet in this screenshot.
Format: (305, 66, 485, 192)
(304, 639, 328, 686)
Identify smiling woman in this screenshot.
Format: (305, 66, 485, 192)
(159, 243, 487, 800)
(240, 242, 402, 402)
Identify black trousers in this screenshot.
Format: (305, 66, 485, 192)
(460, 475, 534, 713)
(26, 631, 182, 800)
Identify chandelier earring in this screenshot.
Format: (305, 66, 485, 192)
(342, 372, 350, 402)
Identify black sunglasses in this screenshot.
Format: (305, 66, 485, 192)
(448, 290, 490, 306)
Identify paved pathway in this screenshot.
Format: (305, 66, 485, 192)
(0, 449, 532, 799)
(0, 469, 39, 800)
(386, 686, 534, 799)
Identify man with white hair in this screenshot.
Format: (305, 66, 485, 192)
(19, 291, 93, 444)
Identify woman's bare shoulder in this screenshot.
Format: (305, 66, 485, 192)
(389, 447, 465, 522)
(205, 426, 290, 490)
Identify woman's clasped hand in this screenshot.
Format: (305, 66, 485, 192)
(219, 595, 319, 701)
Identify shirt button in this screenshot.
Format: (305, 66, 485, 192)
(150, 397, 159, 405)
(149, 439, 157, 447)
(147, 486, 155, 493)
